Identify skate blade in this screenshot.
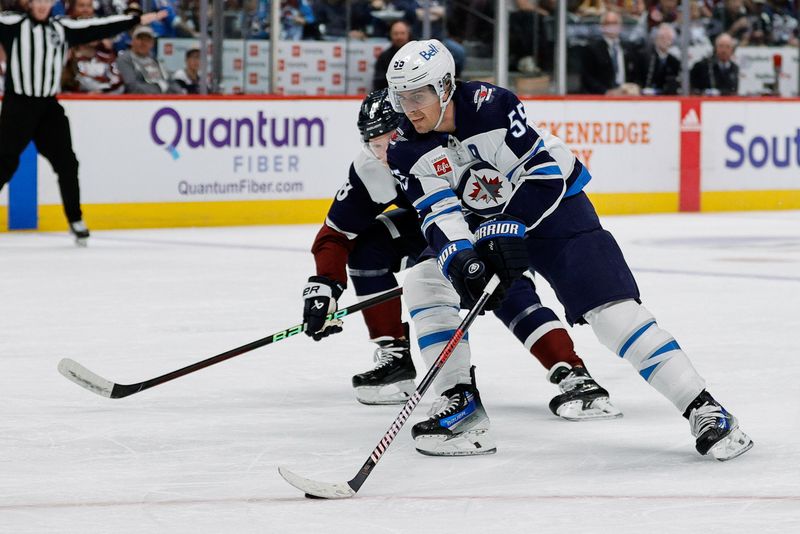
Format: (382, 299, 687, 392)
(354, 379, 415, 406)
(555, 398, 623, 422)
(414, 428, 497, 457)
(709, 427, 754, 462)
(74, 237, 88, 248)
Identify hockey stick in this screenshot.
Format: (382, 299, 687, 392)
(278, 275, 500, 499)
(57, 287, 403, 399)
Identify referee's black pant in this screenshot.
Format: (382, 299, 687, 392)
(0, 94, 83, 223)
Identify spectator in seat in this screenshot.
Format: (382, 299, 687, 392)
(61, 0, 123, 93)
(635, 23, 681, 94)
(314, 0, 371, 39)
(644, 0, 680, 31)
(117, 25, 181, 93)
(581, 10, 639, 94)
(171, 47, 201, 93)
(748, 0, 799, 47)
(112, 2, 144, 53)
(690, 32, 739, 95)
(709, 0, 751, 41)
(373, 19, 411, 90)
(281, 0, 316, 40)
(409, 0, 464, 76)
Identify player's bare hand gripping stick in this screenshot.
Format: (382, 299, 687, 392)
(279, 275, 500, 499)
(57, 288, 402, 399)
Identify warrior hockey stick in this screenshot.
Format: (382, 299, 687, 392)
(279, 275, 501, 499)
(57, 287, 402, 399)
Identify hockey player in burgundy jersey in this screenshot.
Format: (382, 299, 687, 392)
(302, 89, 621, 420)
(385, 39, 753, 461)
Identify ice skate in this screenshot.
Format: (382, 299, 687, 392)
(411, 367, 496, 456)
(547, 363, 623, 421)
(352, 333, 416, 405)
(686, 391, 753, 461)
(69, 220, 90, 247)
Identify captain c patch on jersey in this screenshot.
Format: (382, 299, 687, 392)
(456, 161, 512, 216)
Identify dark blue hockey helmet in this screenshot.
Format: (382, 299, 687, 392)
(357, 89, 401, 143)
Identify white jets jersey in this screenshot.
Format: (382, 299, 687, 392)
(387, 81, 591, 255)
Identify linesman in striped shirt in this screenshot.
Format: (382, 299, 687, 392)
(0, 1, 166, 245)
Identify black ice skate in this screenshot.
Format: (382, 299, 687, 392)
(547, 363, 623, 421)
(352, 328, 416, 405)
(68, 220, 90, 247)
(411, 367, 496, 456)
(685, 390, 753, 461)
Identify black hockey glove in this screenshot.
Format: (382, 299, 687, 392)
(442, 244, 505, 311)
(474, 217, 529, 289)
(302, 275, 346, 341)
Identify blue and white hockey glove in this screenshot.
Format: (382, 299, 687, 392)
(302, 275, 345, 341)
(438, 240, 505, 311)
(474, 217, 529, 289)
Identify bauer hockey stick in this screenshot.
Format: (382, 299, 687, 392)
(279, 275, 501, 499)
(57, 287, 402, 399)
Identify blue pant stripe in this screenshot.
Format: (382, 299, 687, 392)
(418, 330, 468, 350)
(410, 305, 459, 318)
(619, 321, 656, 358)
(649, 340, 681, 359)
(639, 361, 663, 381)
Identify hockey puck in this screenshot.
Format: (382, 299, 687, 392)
(305, 493, 325, 500)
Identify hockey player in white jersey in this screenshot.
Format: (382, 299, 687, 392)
(385, 39, 753, 461)
(302, 89, 621, 421)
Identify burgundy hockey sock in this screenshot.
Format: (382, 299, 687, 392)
(531, 328, 585, 370)
(362, 298, 405, 340)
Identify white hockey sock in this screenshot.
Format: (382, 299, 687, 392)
(405, 259, 472, 394)
(585, 300, 706, 413)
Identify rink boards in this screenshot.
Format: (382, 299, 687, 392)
(2, 95, 799, 232)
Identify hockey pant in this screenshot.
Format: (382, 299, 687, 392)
(348, 209, 426, 340)
(524, 192, 706, 413)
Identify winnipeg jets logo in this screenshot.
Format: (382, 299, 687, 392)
(458, 161, 511, 215)
(469, 174, 503, 203)
(473, 85, 494, 111)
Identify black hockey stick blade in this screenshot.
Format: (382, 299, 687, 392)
(57, 287, 402, 399)
(278, 276, 500, 499)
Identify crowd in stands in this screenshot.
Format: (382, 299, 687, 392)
(0, 0, 797, 95)
(509, 1, 798, 95)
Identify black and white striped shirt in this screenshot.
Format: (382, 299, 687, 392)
(0, 12, 138, 97)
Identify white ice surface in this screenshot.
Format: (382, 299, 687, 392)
(1, 211, 799, 533)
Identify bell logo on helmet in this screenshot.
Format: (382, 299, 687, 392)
(419, 43, 439, 61)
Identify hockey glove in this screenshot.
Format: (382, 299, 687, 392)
(474, 217, 529, 289)
(302, 275, 346, 341)
(439, 241, 505, 311)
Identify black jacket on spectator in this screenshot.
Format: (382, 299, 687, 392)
(580, 37, 637, 94)
(690, 58, 739, 95)
(635, 49, 682, 95)
(372, 44, 401, 91)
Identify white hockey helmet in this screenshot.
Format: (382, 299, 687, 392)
(385, 39, 455, 121)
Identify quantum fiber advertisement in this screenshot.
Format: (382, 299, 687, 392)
(36, 99, 363, 206)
